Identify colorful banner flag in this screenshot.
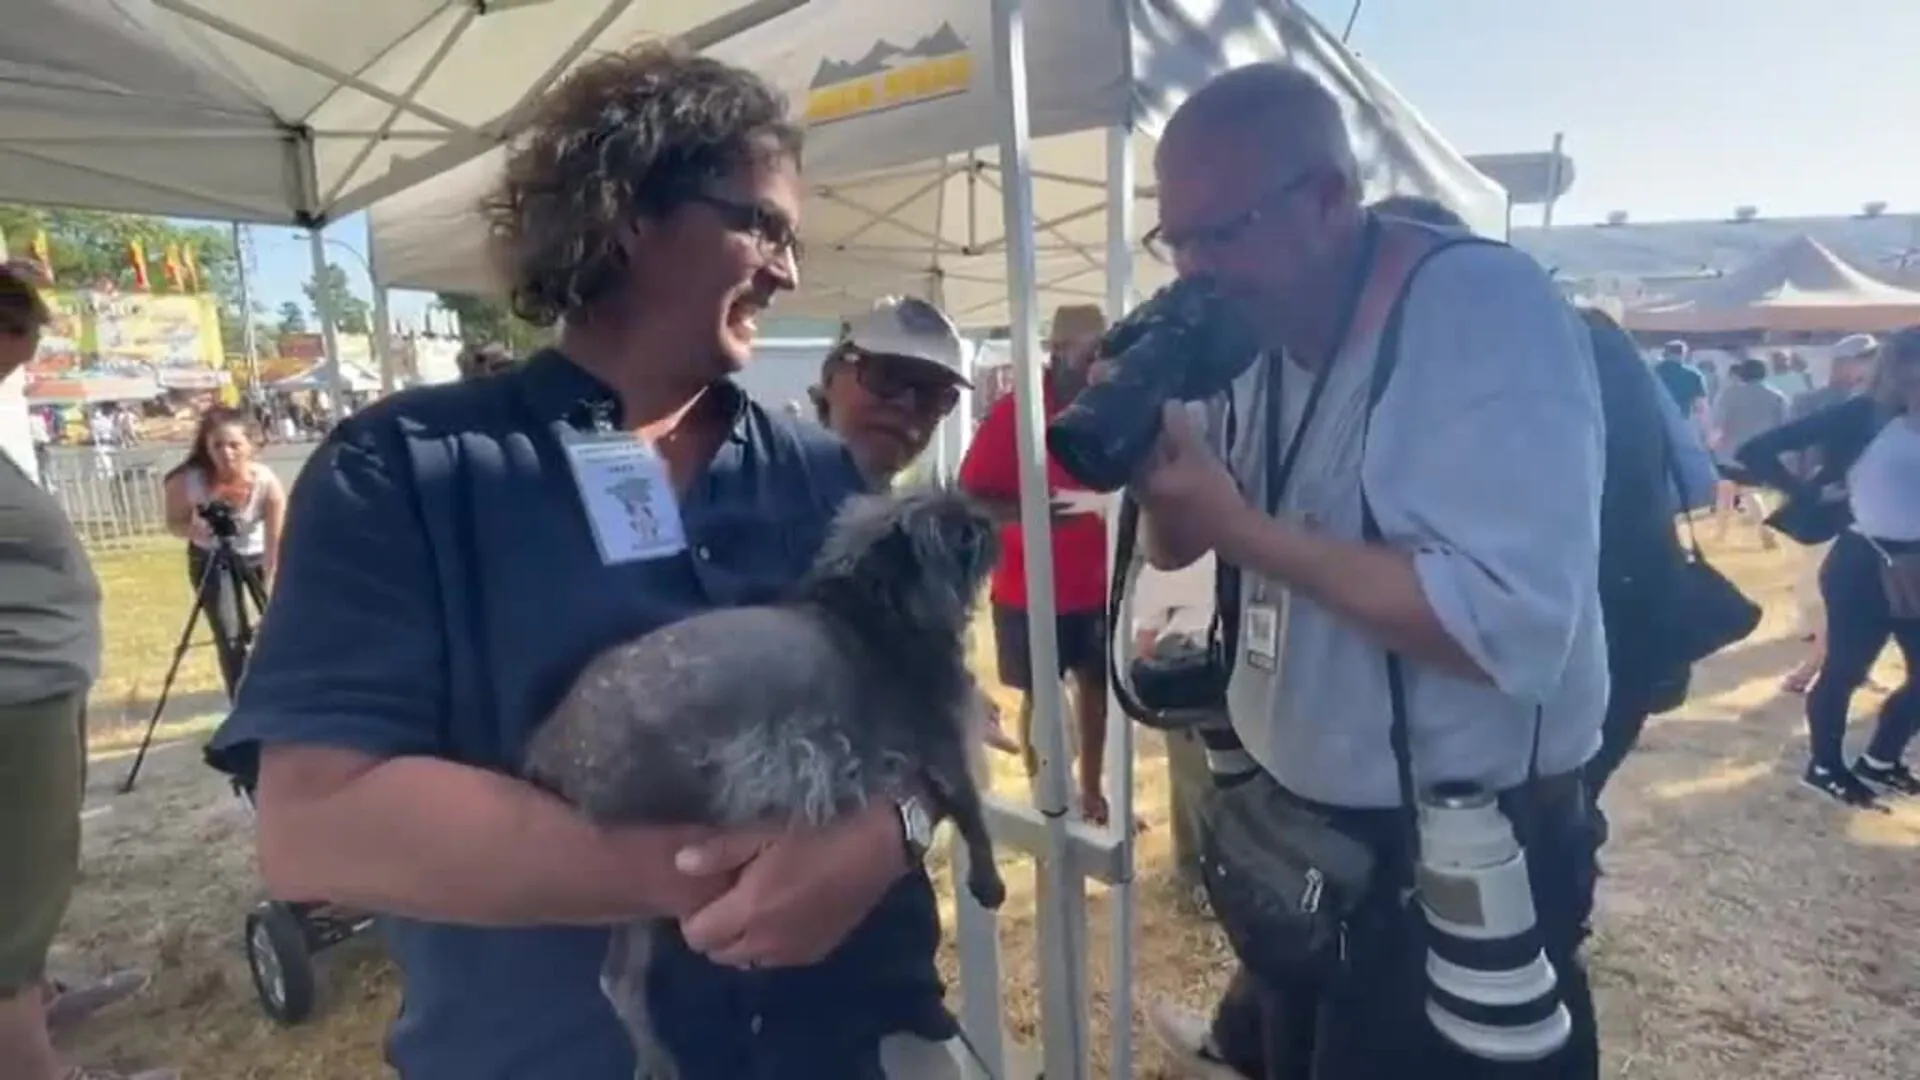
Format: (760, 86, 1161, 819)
(162, 244, 184, 290)
(29, 231, 52, 281)
(181, 245, 202, 292)
(128, 239, 150, 290)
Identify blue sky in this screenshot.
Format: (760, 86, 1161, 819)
(243, 0, 1920, 327)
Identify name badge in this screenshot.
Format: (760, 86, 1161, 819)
(1243, 581, 1288, 673)
(561, 431, 687, 565)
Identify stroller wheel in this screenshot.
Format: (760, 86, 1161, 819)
(245, 901, 318, 1025)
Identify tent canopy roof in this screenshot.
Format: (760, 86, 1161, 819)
(0, 0, 803, 225)
(369, 0, 1506, 328)
(1626, 234, 1920, 334)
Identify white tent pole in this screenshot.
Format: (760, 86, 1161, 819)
(1101, 119, 1138, 1080)
(367, 216, 394, 394)
(231, 222, 261, 400)
(988, 0, 1087, 1078)
(307, 229, 346, 421)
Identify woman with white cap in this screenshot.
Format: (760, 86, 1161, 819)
(810, 296, 972, 487)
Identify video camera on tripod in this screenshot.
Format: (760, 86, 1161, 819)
(197, 496, 241, 540)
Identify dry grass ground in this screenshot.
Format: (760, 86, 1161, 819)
(52, 538, 1919, 1078)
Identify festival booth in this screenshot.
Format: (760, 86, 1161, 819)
(366, 3, 1501, 1077)
(1624, 234, 1920, 335)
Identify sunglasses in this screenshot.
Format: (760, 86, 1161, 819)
(687, 192, 805, 264)
(837, 349, 962, 417)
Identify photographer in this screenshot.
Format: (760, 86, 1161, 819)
(204, 46, 959, 1080)
(1133, 65, 1604, 1078)
(162, 407, 285, 698)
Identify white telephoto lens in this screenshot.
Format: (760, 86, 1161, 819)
(1417, 781, 1572, 1063)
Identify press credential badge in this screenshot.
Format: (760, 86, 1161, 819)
(562, 432, 687, 564)
(1244, 580, 1289, 675)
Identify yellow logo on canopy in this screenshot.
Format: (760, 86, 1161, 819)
(804, 22, 973, 125)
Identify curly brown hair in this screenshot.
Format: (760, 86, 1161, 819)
(484, 44, 803, 328)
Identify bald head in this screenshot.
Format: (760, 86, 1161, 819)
(1161, 64, 1358, 188)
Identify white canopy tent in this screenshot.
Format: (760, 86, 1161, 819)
(1623, 234, 1920, 335)
(365, 6, 1500, 1075)
(0, 0, 810, 420)
(0, 0, 810, 225)
(368, 0, 1509, 327)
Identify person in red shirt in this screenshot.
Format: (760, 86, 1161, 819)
(958, 304, 1114, 823)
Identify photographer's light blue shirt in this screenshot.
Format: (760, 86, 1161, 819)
(1205, 239, 1608, 808)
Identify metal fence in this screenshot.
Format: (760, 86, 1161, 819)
(44, 456, 171, 550)
(41, 442, 318, 552)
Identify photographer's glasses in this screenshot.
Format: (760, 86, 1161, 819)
(1142, 171, 1315, 264)
(688, 192, 805, 265)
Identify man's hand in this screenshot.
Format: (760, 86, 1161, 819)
(1131, 402, 1253, 561)
(674, 800, 908, 969)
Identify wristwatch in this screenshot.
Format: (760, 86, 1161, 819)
(896, 795, 935, 865)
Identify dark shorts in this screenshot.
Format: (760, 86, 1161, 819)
(991, 604, 1106, 691)
(0, 692, 87, 994)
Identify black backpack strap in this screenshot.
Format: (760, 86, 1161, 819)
(1361, 234, 1504, 842)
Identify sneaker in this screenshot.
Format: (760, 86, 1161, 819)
(1853, 757, 1920, 796)
(1801, 763, 1880, 808)
(1143, 999, 1249, 1080)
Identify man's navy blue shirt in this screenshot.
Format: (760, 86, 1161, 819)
(208, 350, 953, 1079)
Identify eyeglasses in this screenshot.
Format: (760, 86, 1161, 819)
(837, 349, 961, 417)
(1142, 171, 1315, 264)
(688, 192, 805, 265)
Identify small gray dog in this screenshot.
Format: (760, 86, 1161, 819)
(524, 485, 1007, 1077)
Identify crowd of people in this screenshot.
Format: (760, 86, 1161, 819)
(2, 38, 1916, 1080)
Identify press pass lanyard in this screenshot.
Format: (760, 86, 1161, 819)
(1261, 213, 1384, 515)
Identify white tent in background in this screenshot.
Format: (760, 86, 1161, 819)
(0, 0, 808, 225)
(367, 0, 1507, 327)
(270, 359, 383, 394)
(1624, 234, 1920, 335)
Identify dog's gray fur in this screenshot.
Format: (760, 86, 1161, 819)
(523, 485, 1007, 1077)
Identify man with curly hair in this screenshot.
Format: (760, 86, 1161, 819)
(208, 46, 962, 1080)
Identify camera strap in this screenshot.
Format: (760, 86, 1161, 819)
(1359, 231, 1545, 858)
(1260, 213, 1384, 518)
(1216, 215, 1385, 667)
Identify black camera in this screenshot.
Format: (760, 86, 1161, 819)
(197, 499, 240, 540)
(1045, 278, 1260, 492)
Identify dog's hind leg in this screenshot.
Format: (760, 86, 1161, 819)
(922, 758, 1006, 910)
(602, 920, 680, 1080)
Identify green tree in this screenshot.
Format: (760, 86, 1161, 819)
(276, 301, 307, 336)
(0, 204, 245, 345)
(435, 292, 548, 353)
(303, 262, 371, 335)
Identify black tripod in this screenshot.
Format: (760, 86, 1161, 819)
(121, 509, 269, 793)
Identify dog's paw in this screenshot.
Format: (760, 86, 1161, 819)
(968, 867, 1008, 911)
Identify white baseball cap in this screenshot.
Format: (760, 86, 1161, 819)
(839, 296, 970, 385)
(1831, 333, 1878, 362)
